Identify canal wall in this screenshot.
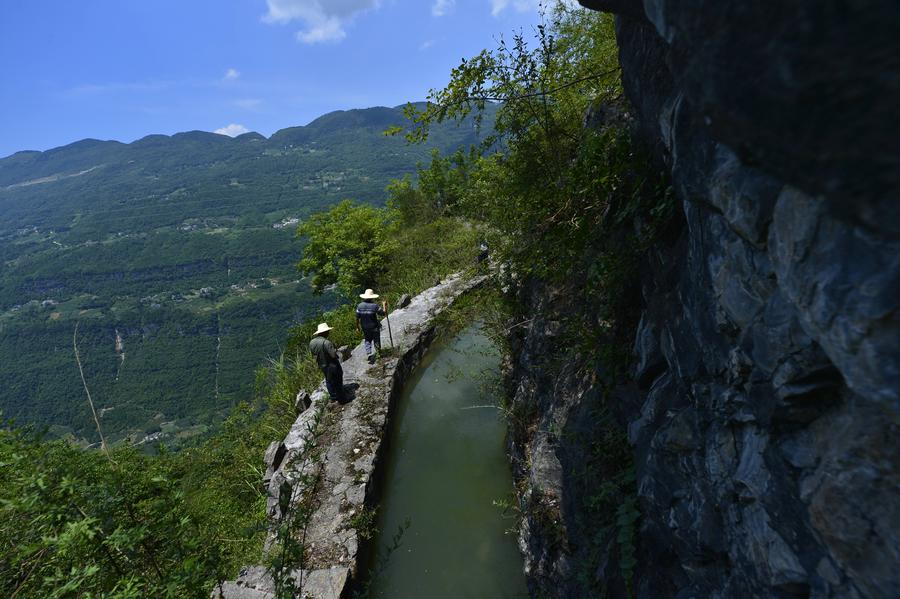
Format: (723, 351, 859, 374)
(217, 273, 486, 599)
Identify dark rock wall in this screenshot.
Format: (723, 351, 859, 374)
(509, 2, 899, 597)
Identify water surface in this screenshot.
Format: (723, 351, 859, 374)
(367, 323, 528, 598)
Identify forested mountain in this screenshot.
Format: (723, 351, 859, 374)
(0, 104, 494, 445)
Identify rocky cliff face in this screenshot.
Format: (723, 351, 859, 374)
(509, 2, 899, 597)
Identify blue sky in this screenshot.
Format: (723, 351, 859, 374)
(0, 0, 554, 158)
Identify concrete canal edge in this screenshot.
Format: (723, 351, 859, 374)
(216, 273, 487, 599)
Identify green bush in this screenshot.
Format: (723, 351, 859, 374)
(296, 200, 398, 298)
(0, 427, 225, 597)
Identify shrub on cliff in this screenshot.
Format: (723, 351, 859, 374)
(398, 4, 653, 279)
(294, 180, 480, 304)
(296, 199, 399, 298)
(0, 425, 225, 597)
(394, 4, 674, 346)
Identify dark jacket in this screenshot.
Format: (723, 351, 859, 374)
(356, 301, 385, 332)
(309, 336, 339, 370)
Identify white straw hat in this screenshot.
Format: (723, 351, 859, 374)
(314, 322, 333, 336)
(359, 288, 379, 299)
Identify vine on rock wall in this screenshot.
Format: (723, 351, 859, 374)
(397, 2, 677, 595)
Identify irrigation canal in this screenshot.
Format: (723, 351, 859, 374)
(366, 322, 528, 597)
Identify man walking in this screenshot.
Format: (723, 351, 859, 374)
(356, 288, 387, 364)
(309, 322, 347, 402)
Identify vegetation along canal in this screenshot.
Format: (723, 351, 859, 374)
(366, 322, 528, 597)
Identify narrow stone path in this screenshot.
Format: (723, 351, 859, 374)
(217, 273, 485, 599)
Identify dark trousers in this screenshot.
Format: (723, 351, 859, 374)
(362, 328, 381, 356)
(322, 362, 345, 402)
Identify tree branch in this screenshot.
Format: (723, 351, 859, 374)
(429, 67, 621, 114)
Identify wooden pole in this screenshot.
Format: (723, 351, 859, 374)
(383, 300, 394, 350)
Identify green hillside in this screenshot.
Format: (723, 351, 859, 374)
(0, 103, 495, 445)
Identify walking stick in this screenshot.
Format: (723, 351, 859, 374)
(383, 300, 395, 350)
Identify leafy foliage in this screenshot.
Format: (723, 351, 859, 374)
(297, 200, 398, 297)
(294, 172, 481, 303)
(400, 5, 641, 279)
(0, 427, 225, 597)
(399, 2, 674, 364)
(0, 333, 329, 597)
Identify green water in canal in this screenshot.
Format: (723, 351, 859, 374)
(367, 323, 529, 598)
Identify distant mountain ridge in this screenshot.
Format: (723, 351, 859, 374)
(0, 103, 431, 183)
(0, 102, 495, 445)
(0, 103, 490, 239)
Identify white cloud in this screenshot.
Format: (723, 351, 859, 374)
(419, 39, 436, 50)
(297, 18, 345, 43)
(263, 0, 379, 44)
(432, 0, 455, 17)
(224, 68, 241, 81)
(214, 123, 251, 137)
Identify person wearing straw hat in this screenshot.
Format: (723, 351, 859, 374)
(356, 288, 387, 364)
(309, 322, 347, 402)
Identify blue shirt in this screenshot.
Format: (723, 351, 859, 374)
(356, 301, 385, 331)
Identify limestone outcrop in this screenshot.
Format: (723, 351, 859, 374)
(507, 2, 899, 597)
